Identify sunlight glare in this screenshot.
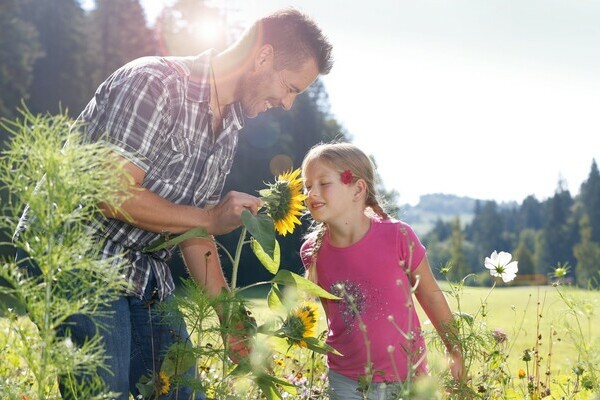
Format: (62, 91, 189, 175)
(190, 16, 222, 45)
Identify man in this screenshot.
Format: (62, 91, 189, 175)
(58, 7, 332, 399)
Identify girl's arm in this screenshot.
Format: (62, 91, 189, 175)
(411, 256, 464, 381)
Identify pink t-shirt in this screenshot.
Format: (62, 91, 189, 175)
(301, 218, 428, 382)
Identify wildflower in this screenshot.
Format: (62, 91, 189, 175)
(282, 302, 318, 348)
(158, 371, 170, 395)
(340, 169, 354, 184)
(274, 357, 285, 367)
(553, 265, 569, 278)
(518, 369, 526, 379)
(484, 250, 518, 283)
(492, 328, 507, 344)
(260, 168, 306, 236)
(522, 349, 533, 362)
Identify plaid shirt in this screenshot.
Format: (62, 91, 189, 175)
(77, 51, 244, 300)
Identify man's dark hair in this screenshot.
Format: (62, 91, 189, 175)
(259, 8, 333, 74)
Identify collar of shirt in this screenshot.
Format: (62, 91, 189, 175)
(166, 50, 245, 134)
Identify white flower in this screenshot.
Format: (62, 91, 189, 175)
(484, 250, 518, 282)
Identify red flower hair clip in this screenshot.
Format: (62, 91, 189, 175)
(341, 169, 354, 184)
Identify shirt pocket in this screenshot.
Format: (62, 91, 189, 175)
(158, 135, 196, 183)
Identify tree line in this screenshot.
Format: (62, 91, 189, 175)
(424, 161, 600, 288)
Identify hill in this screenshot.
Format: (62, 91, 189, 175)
(398, 193, 520, 236)
(398, 193, 477, 236)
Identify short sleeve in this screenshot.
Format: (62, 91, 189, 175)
(396, 221, 426, 272)
(81, 71, 171, 172)
(300, 240, 315, 271)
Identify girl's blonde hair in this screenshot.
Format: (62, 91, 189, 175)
(301, 141, 390, 283)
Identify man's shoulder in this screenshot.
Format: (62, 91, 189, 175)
(117, 56, 172, 78)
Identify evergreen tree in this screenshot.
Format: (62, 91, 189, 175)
(90, 0, 157, 81)
(539, 181, 576, 274)
(426, 218, 453, 243)
(448, 217, 469, 281)
(580, 159, 600, 243)
(21, 0, 90, 117)
(514, 229, 539, 274)
(518, 195, 543, 231)
(0, 0, 42, 121)
(573, 215, 600, 287)
(466, 200, 506, 263)
(513, 241, 535, 275)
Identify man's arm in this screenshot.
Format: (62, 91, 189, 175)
(180, 237, 251, 363)
(99, 156, 262, 236)
(179, 237, 228, 298)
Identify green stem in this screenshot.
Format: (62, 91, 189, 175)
(473, 280, 496, 320)
(230, 226, 247, 290)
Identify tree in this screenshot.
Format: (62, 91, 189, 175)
(518, 195, 543, 231)
(448, 217, 469, 281)
(539, 180, 577, 274)
(466, 200, 506, 263)
(573, 215, 600, 287)
(579, 159, 600, 243)
(90, 0, 157, 81)
(0, 0, 42, 120)
(21, 0, 91, 117)
(513, 241, 535, 276)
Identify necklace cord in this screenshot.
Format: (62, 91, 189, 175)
(210, 62, 223, 128)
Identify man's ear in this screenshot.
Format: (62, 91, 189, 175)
(254, 44, 274, 71)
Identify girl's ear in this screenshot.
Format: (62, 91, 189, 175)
(353, 179, 367, 201)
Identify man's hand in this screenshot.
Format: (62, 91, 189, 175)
(221, 303, 257, 364)
(207, 191, 263, 236)
(225, 321, 252, 364)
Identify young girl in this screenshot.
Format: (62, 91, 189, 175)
(300, 142, 463, 399)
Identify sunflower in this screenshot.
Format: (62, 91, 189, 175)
(282, 302, 319, 348)
(158, 371, 171, 395)
(260, 168, 306, 236)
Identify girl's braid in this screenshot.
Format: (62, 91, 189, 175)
(366, 194, 390, 220)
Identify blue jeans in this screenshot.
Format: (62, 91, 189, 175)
(56, 268, 206, 400)
(328, 370, 403, 400)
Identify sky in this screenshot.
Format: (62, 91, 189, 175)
(138, 0, 600, 206)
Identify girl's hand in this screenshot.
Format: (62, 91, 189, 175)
(449, 350, 465, 382)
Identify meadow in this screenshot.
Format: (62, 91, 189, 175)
(1, 282, 599, 399)
(241, 282, 600, 399)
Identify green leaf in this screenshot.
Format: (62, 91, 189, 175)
(242, 210, 275, 258)
(160, 341, 197, 377)
(266, 284, 284, 312)
(135, 375, 156, 398)
(260, 374, 297, 394)
(252, 239, 280, 274)
(270, 270, 340, 300)
(303, 336, 342, 356)
(255, 374, 284, 400)
(229, 358, 252, 376)
(268, 336, 292, 355)
(144, 226, 210, 252)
